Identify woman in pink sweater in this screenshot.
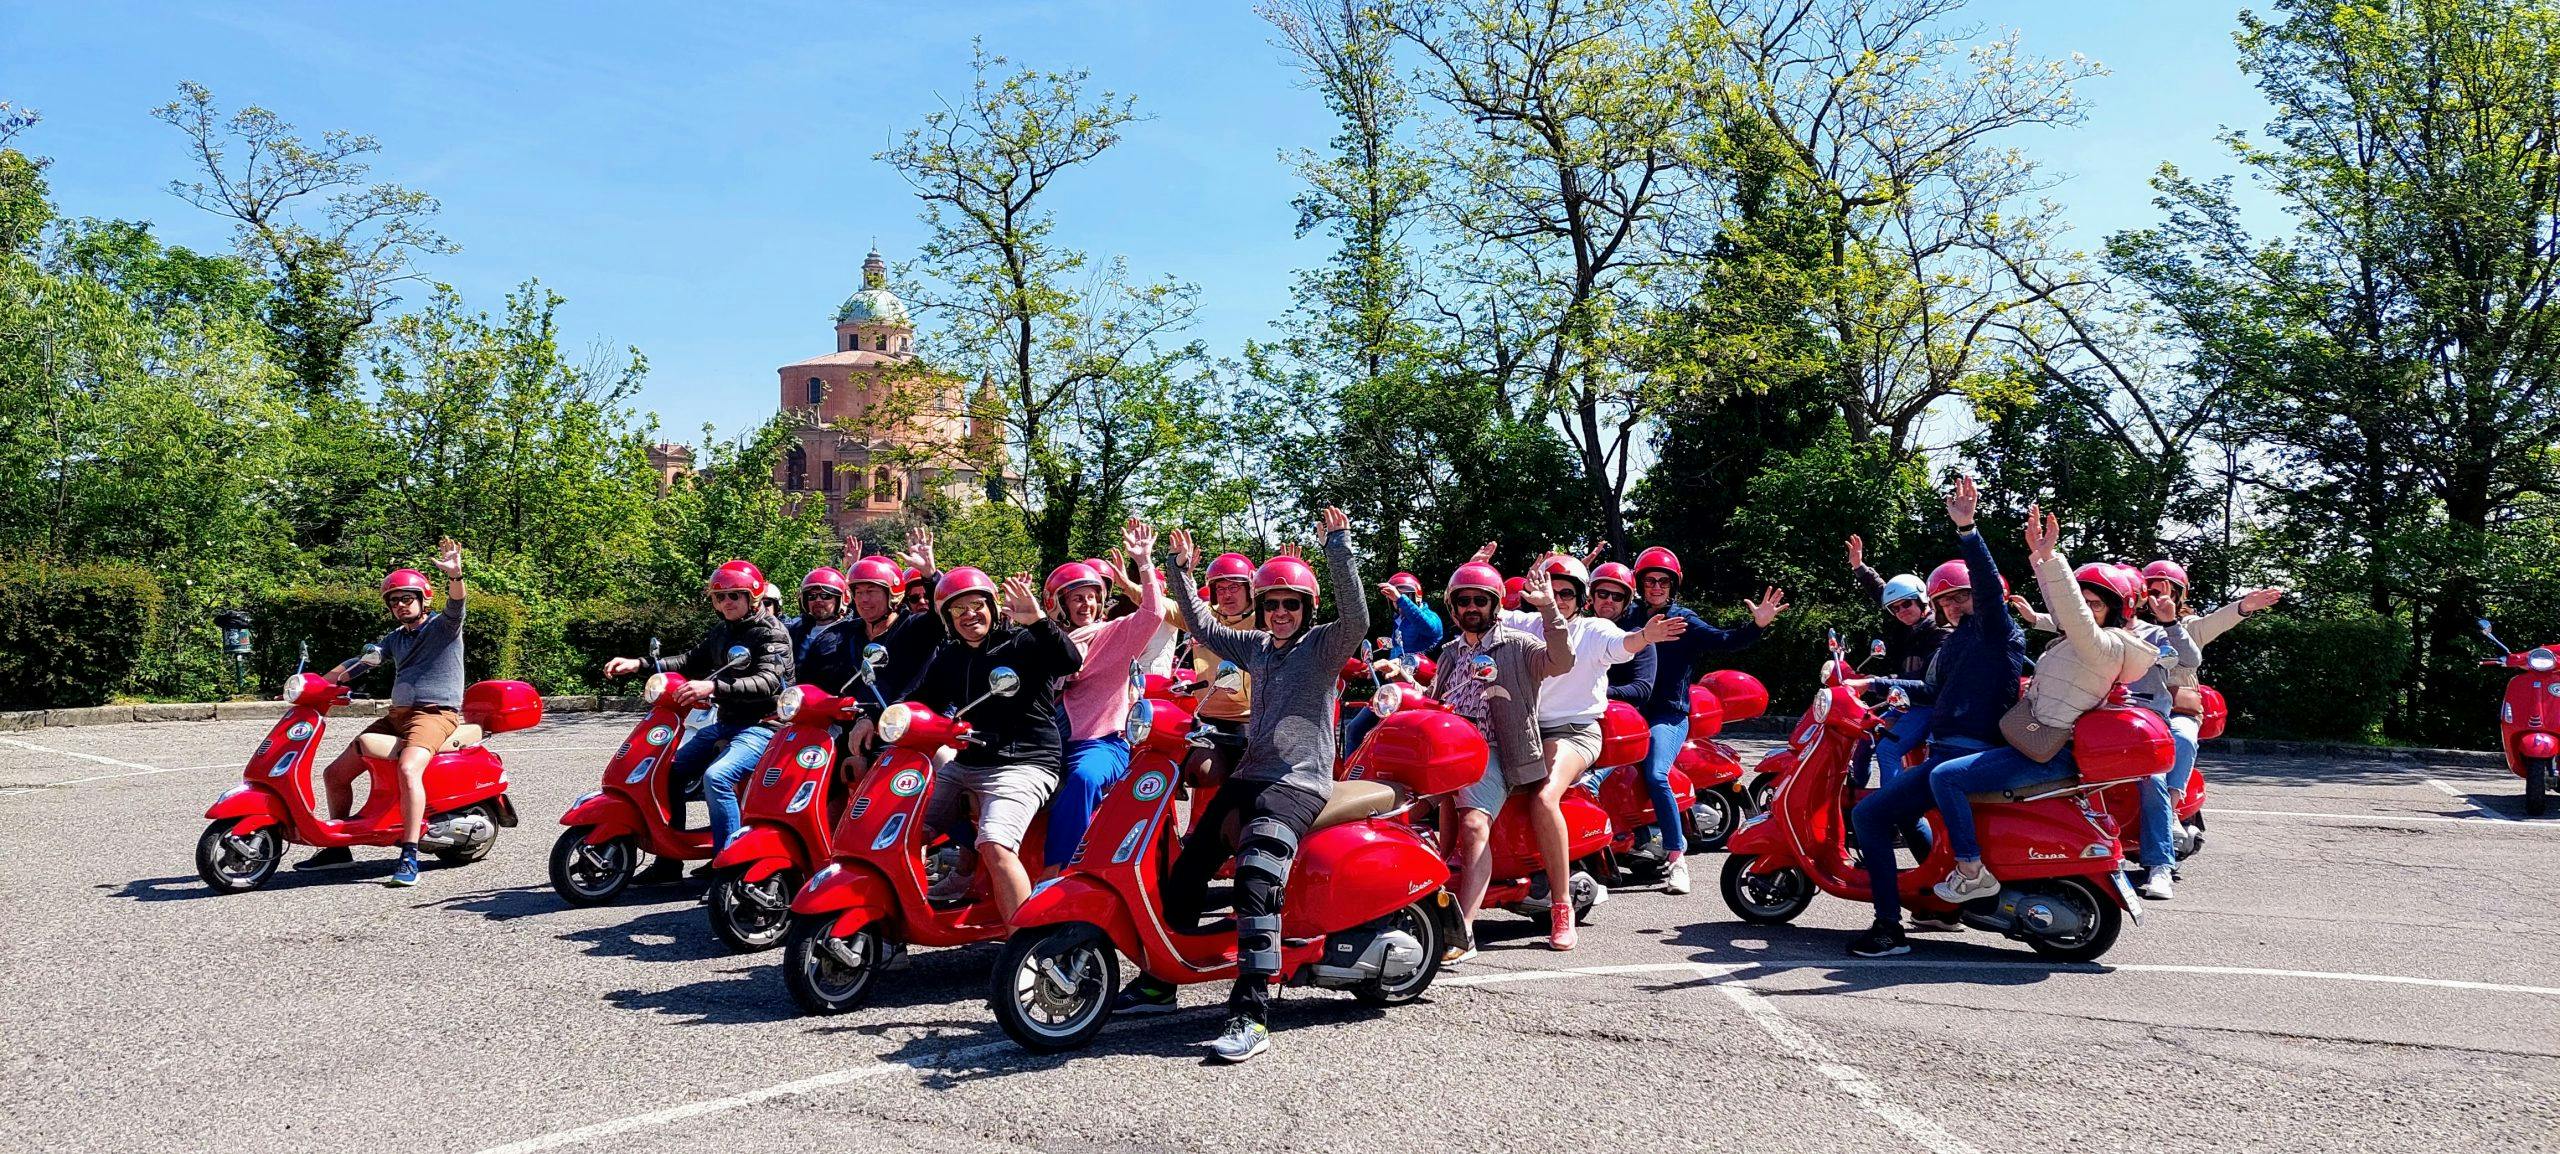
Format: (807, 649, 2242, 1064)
(1044, 517, 1166, 869)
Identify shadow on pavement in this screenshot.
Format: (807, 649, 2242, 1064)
(107, 856, 417, 902)
(554, 905, 738, 964)
(1663, 918, 2091, 996)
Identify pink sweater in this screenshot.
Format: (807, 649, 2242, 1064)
(1060, 565, 1166, 743)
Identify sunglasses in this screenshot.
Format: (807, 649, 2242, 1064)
(1592, 588, 1629, 602)
(1450, 593, 1495, 608)
(805, 591, 841, 600)
(711, 590, 750, 604)
(1259, 597, 1308, 613)
(384, 593, 422, 606)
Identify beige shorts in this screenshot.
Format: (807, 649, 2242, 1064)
(924, 761, 1057, 852)
(1540, 721, 1604, 772)
(369, 706, 461, 754)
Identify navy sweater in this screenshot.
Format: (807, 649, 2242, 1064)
(1873, 528, 2024, 744)
(1613, 603, 1762, 725)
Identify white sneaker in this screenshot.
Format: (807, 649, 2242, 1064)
(1663, 858, 1692, 895)
(1931, 864, 2001, 905)
(2138, 873, 2174, 901)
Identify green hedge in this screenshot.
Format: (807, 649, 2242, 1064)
(0, 563, 165, 709)
(250, 588, 526, 695)
(556, 601, 707, 694)
(2204, 610, 2405, 742)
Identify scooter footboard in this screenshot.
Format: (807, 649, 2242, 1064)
(1010, 874, 1141, 960)
(790, 860, 896, 929)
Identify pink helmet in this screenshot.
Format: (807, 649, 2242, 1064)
(1536, 553, 1591, 596)
(1083, 557, 1119, 587)
(1590, 562, 1636, 597)
(1387, 571, 1422, 597)
(2143, 559, 2189, 592)
(1446, 562, 1504, 599)
(934, 567, 998, 615)
(1502, 576, 1526, 611)
(1924, 558, 2006, 604)
(899, 566, 925, 590)
(2074, 561, 2140, 608)
(1044, 562, 1104, 604)
(706, 560, 764, 595)
(1252, 556, 1321, 604)
(1206, 552, 1255, 588)
(1632, 546, 1683, 586)
(846, 556, 903, 592)
(801, 567, 850, 599)
(381, 568, 435, 600)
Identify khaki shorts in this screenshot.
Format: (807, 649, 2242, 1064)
(925, 761, 1057, 852)
(366, 706, 461, 756)
(1540, 721, 1604, 772)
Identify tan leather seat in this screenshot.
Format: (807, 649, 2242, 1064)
(356, 723, 486, 761)
(1966, 776, 2077, 804)
(1309, 779, 1399, 832)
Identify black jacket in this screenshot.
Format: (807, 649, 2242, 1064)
(787, 614, 861, 697)
(659, 613, 795, 728)
(839, 606, 946, 707)
(916, 616, 1083, 772)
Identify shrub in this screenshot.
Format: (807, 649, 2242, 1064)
(250, 588, 526, 695)
(2206, 609, 2406, 743)
(557, 601, 707, 694)
(0, 563, 165, 708)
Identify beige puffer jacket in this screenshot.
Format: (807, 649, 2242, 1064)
(2023, 553, 2158, 728)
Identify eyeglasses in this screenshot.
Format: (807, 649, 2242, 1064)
(1592, 589, 1629, 602)
(1259, 597, 1307, 613)
(384, 593, 422, 606)
(1450, 593, 1495, 608)
(711, 590, 750, 604)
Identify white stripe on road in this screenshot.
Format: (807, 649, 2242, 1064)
(1707, 968, 1984, 1154)
(2206, 806, 2553, 829)
(0, 735, 162, 772)
(2423, 777, 2516, 821)
(0, 763, 229, 795)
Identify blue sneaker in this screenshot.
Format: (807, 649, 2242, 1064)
(384, 855, 420, 888)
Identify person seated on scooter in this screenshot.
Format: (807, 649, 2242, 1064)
(1117, 512, 1368, 1065)
(1100, 546, 1186, 677)
(299, 538, 470, 887)
(1043, 519, 1167, 875)
(1846, 476, 2028, 954)
(1179, 551, 1261, 793)
(1434, 562, 1573, 963)
(1463, 547, 1696, 948)
(1847, 536, 1951, 787)
(789, 566, 861, 697)
(600, 559, 795, 884)
(2133, 563, 2284, 887)
(836, 527, 948, 750)
(2011, 567, 2200, 899)
(912, 568, 1083, 919)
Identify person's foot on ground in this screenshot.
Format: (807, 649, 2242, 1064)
(632, 857, 684, 886)
(295, 847, 355, 871)
(1443, 921, 1478, 965)
(1208, 1015, 1270, 1063)
(2139, 871, 2174, 900)
(1663, 857, 1691, 895)
(1848, 921, 1910, 958)
(1112, 977, 1179, 1016)
(383, 854, 420, 888)
(1548, 902, 1577, 951)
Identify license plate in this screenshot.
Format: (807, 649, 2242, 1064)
(2110, 870, 2141, 924)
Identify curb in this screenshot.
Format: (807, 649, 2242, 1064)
(1711, 718, 2505, 767)
(2, 693, 645, 732)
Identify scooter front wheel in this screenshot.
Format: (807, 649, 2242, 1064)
(195, 818, 281, 893)
(709, 866, 801, 953)
(1744, 776, 1777, 814)
(990, 922, 1119, 1053)
(783, 912, 883, 1014)
(2527, 757, 2550, 817)
(1719, 853, 1812, 924)
(548, 825, 635, 905)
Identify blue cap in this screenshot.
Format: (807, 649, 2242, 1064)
(1880, 574, 1926, 607)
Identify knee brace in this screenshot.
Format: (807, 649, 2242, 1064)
(1233, 817, 1299, 976)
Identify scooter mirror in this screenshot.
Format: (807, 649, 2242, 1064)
(988, 667, 1022, 698)
(1869, 638, 1888, 660)
(863, 643, 888, 668)
(648, 636, 662, 662)
(724, 644, 750, 665)
(1128, 659, 1146, 694)
(1212, 661, 1245, 692)
(1469, 653, 1497, 683)
(358, 644, 384, 667)
(2479, 617, 2497, 636)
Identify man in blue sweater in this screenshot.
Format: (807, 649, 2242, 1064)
(1611, 546, 1784, 895)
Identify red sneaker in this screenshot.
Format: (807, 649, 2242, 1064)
(1548, 902, 1577, 950)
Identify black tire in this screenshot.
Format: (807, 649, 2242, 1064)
(195, 818, 282, 893)
(548, 825, 635, 906)
(2023, 877, 2125, 963)
(988, 922, 1119, 1053)
(1719, 853, 1813, 925)
(1687, 788, 1741, 853)
(429, 804, 499, 865)
(1569, 870, 1601, 925)
(1745, 776, 1776, 814)
(2528, 757, 2550, 817)
(709, 866, 801, 953)
(783, 911, 883, 1014)
(1352, 900, 1445, 1006)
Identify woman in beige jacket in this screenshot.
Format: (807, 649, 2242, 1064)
(1924, 505, 2159, 907)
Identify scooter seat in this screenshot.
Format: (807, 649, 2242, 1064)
(356, 723, 487, 760)
(1309, 779, 1400, 832)
(1967, 776, 2077, 804)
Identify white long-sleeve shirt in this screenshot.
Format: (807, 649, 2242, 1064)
(1502, 609, 1635, 726)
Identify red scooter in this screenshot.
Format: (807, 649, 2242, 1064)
(197, 659, 539, 892)
(549, 641, 749, 904)
(780, 664, 1043, 1013)
(1720, 666, 2163, 962)
(2476, 619, 2556, 815)
(1592, 672, 1771, 872)
(988, 676, 1468, 1053)
(703, 644, 899, 951)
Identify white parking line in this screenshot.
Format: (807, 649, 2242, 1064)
(0, 735, 162, 773)
(0, 763, 231, 795)
(1707, 968, 1983, 1154)
(2423, 777, 2516, 821)
(2207, 806, 2553, 830)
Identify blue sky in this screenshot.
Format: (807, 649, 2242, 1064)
(5, 1, 2274, 444)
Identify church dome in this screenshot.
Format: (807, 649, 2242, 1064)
(835, 248, 911, 327)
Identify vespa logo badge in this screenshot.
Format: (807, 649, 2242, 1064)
(1131, 771, 1170, 803)
(285, 721, 315, 742)
(645, 725, 674, 747)
(796, 745, 829, 770)
(870, 812, 908, 851)
(625, 756, 656, 785)
(890, 768, 927, 797)
(2027, 847, 2067, 861)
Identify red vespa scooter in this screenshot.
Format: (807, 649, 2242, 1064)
(197, 659, 539, 892)
(1719, 671, 2161, 962)
(1593, 671, 1772, 871)
(549, 640, 751, 905)
(987, 677, 1466, 1053)
(2475, 619, 2557, 815)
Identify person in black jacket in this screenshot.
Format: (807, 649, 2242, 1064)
(601, 559, 794, 881)
(1846, 534, 1952, 785)
(915, 567, 1084, 919)
(788, 567, 860, 695)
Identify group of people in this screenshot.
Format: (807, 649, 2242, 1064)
(305, 481, 2281, 1062)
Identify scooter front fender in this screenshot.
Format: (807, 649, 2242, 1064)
(790, 859, 896, 928)
(1010, 873, 1141, 960)
(562, 792, 643, 841)
(1724, 812, 1786, 857)
(204, 783, 290, 834)
(712, 823, 804, 882)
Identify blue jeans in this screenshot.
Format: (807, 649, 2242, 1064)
(668, 720, 774, 851)
(1847, 735, 1993, 923)
(1929, 744, 2079, 863)
(1341, 705, 1382, 761)
(2139, 714, 2204, 869)
(1047, 735, 1132, 868)
(1640, 717, 1690, 855)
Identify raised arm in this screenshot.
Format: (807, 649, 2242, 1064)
(1315, 509, 1369, 661)
(1165, 528, 1264, 665)
(1518, 567, 1578, 680)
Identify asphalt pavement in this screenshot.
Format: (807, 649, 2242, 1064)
(1, 714, 2554, 1154)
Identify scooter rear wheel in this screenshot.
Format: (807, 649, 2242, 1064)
(1745, 776, 1776, 814)
(1687, 788, 1741, 852)
(783, 912, 882, 1014)
(990, 922, 1119, 1053)
(1719, 853, 1812, 924)
(548, 825, 634, 905)
(2022, 877, 2124, 963)
(709, 866, 801, 953)
(1352, 900, 1444, 1006)
(195, 818, 281, 893)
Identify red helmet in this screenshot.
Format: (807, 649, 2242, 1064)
(846, 556, 903, 592)
(934, 567, 998, 614)
(2143, 558, 2189, 592)
(801, 567, 850, 599)
(1924, 559, 2009, 603)
(1536, 553, 1590, 596)
(2074, 561, 2140, 608)
(381, 568, 435, 601)
(707, 560, 764, 595)
(900, 566, 926, 590)
(1252, 556, 1320, 604)
(1589, 562, 1635, 597)
(1446, 562, 1504, 600)
(1044, 562, 1105, 603)
(1501, 576, 1527, 611)
(1206, 552, 1255, 588)
(1632, 546, 1683, 586)
(1387, 571, 1422, 597)
(1084, 557, 1119, 587)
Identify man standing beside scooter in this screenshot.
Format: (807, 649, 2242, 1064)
(1432, 562, 1574, 962)
(299, 537, 469, 888)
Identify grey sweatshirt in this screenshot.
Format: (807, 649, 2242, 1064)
(376, 595, 466, 709)
(1169, 529, 1368, 797)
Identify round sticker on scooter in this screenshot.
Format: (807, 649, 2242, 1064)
(795, 745, 829, 770)
(1131, 771, 1170, 803)
(644, 725, 674, 747)
(890, 768, 927, 797)
(285, 721, 314, 742)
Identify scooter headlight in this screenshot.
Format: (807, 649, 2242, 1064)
(282, 673, 313, 702)
(2528, 647, 2556, 673)
(877, 703, 913, 744)
(1811, 687, 1833, 723)
(774, 686, 804, 723)
(643, 672, 672, 705)
(1371, 683, 1404, 717)
(1123, 699, 1155, 745)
